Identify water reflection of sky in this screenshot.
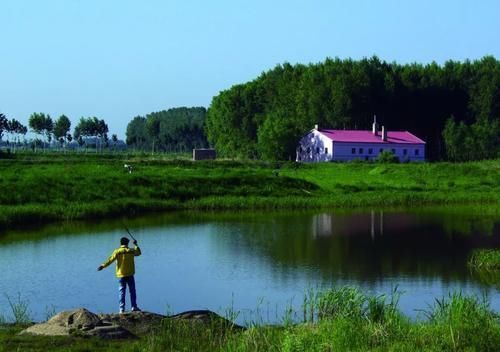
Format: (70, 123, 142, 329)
(0, 209, 498, 324)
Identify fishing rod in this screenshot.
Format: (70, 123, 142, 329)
(124, 224, 137, 242)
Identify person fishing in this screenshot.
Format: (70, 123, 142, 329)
(98, 236, 142, 313)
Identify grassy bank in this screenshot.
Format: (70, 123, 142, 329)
(0, 153, 499, 229)
(1, 288, 499, 351)
(469, 249, 500, 286)
(469, 249, 500, 270)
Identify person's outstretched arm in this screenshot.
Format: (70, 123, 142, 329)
(97, 250, 117, 271)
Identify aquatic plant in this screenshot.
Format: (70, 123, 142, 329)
(4, 293, 31, 324)
(469, 249, 500, 271)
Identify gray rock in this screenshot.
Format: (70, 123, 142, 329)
(86, 325, 135, 339)
(169, 310, 245, 330)
(19, 308, 243, 339)
(98, 311, 166, 336)
(19, 308, 134, 339)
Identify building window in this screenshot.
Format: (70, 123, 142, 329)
(403, 149, 407, 155)
(352, 148, 356, 154)
(359, 148, 364, 154)
(415, 149, 419, 156)
(325, 147, 328, 154)
(379, 148, 383, 153)
(391, 148, 395, 154)
(368, 148, 373, 154)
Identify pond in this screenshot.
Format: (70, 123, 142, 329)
(1, 207, 499, 324)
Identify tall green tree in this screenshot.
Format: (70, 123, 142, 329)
(28, 112, 53, 151)
(54, 114, 71, 148)
(0, 113, 7, 142)
(74, 116, 108, 152)
(146, 116, 161, 154)
(126, 116, 148, 149)
(74, 117, 94, 150)
(443, 116, 500, 161)
(442, 117, 467, 161)
(6, 119, 27, 150)
(96, 118, 109, 152)
(257, 110, 300, 161)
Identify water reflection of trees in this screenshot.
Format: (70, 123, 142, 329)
(3, 207, 498, 286)
(219, 211, 500, 283)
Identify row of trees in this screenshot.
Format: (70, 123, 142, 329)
(126, 107, 208, 153)
(28, 113, 114, 150)
(206, 56, 500, 161)
(443, 117, 500, 161)
(0, 112, 117, 152)
(0, 113, 28, 148)
(73, 116, 110, 151)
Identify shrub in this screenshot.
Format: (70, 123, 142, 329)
(376, 150, 399, 163)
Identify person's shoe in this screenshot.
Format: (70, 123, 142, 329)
(119, 308, 125, 314)
(131, 306, 142, 312)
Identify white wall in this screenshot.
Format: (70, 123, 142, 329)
(333, 142, 425, 162)
(296, 130, 333, 162)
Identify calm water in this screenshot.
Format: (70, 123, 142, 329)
(1, 207, 499, 324)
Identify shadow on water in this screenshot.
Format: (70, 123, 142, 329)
(214, 209, 500, 283)
(1, 206, 500, 283)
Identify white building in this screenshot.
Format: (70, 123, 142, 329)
(296, 118, 425, 162)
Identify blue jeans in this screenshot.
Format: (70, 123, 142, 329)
(119, 276, 137, 310)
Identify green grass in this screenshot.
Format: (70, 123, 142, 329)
(468, 249, 500, 286)
(1, 153, 499, 229)
(1, 288, 499, 351)
(469, 249, 500, 270)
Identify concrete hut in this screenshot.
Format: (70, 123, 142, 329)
(193, 148, 216, 161)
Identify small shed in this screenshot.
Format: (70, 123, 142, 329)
(193, 148, 216, 161)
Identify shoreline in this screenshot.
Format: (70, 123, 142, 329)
(1, 288, 499, 351)
(1, 156, 499, 231)
(2, 196, 500, 233)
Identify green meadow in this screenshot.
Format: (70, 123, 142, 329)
(0, 153, 499, 230)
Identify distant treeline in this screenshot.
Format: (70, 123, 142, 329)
(206, 56, 500, 160)
(0, 112, 121, 152)
(126, 107, 208, 152)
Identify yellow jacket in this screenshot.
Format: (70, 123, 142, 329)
(102, 245, 141, 278)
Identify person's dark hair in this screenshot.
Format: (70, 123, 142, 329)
(120, 237, 130, 246)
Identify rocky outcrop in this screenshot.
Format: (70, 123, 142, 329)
(20, 308, 133, 339)
(99, 311, 166, 336)
(19, 308, 243, 339)
(170, 309, 244, 330)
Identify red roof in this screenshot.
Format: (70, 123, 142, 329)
(318, 129, 425, 144)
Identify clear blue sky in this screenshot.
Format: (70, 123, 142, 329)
(1, 0, 499, 139)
